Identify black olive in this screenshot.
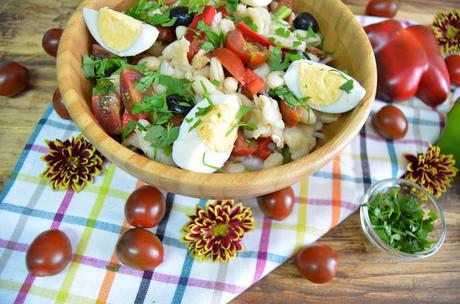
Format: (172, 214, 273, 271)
(293, 12, 319, 33)
(166, 94, 193, 115)
(169, 6, 194, 27)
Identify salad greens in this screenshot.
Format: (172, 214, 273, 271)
(269, 86, 310, 110)
(367, 188, 438, 254)
(125, 0, 177, 27)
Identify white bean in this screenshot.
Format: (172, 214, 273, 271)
(266, 71, 285, 89)
(138, 56, 161, 71)
(210, 57, 225, 86)
(175, 25, 187, 39)
(192, 76, 221, 97)
(223, 77, 238, 93)
(219, 19, 235, 34)
(160, 60, 175, 76)
(194, 66, 210, 78)
(300, 109, 317, 125)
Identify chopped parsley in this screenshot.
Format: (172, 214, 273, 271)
(240, 16, 258, 32)
(179, 0, 207, 14)
(135, 71, 194, 99)
(197, 21, 225, 52)
(226, 105, 256, 136)
(144, 124, 180, 156)
(274, 27, 291, 38)
(224, 0, 239, 13)
(367, 187, 439, 254)
(121, 119, 138, 140)
(82, 56, 128, 80)
(269, 47, 301, 72)
(92, 78, 115, 95)
(269, 86, 310, 110)
(125, 0, 177, 27)
(281, 146, 292, 164)
(339, 79, 354, 94)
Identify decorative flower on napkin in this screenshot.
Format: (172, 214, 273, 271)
(180, 200, 254, 263)
(403, 145, 458, 198)
(431, 10, 460, 54)
(41, 134, 105, 192)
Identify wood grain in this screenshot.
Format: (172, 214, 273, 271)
(0, 0, 459, 303)
(56, 0, 376, 199)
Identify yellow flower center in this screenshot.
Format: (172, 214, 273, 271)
(446, 25, 459, 40)
(211, 223, 230, 237)
(67, 156, 80, 168)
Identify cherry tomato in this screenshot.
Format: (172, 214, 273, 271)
(225, 30, 269, 68)
(372, 105, 408, 139)
(232, 130, 257, 156)
(42, 28, 63, 57)
(120, 68, 144, 111)
(257, 186, 295, 221)
(296, 244, 338, 284)
(26, 229, 72, 276)
(252, 137, 273, 160)
(366, 0, 398, 18)
(213, 48, 247, 83)
(445, 54, 460, 85)
(125, 185, 166, 228)
(0, 61, 29, 97)
(279, 100, 304, 127)
(187, 38, 205, 62)
(52, 88, 71, 120)
(116, 228, 163, 270)
(92, 90, 123, 135)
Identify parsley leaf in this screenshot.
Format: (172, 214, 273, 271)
(226, 105, 254, 136)
(339, 79, 354, 94)
(241, 16, 258, 32)
(92, 78, 115, 95)
(122, 119, 138, 140)
(82, 55, 128, 80)
(269, 86, 311, 110)
(367, 188, 439, 254)
(144, 124, 179, 156)
(225, 0, 239, 13)
(125, 0, 177, 27)
(197, 21, 224, 51)
(274, 27, 291, 38)
(179, 0, 207, 14)
(269, 47, 301, 72)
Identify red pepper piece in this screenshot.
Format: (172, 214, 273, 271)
(406, 25, 450, 107)
(185, 5, 216, 41)
(232, 130, 257, 156)
(364, 20, 450, 106)
(244, 68, 265, 95)
(213, 48, 247, 84)
(236, 21, 275, 48)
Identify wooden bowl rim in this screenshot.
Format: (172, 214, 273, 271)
(57, 0, 376, 199)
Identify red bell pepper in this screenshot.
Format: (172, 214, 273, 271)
(244, 68, 265, 95)
(185, 5, 216, 41)
(236, 21, 275, 48)
(252, 137, 273, 160)
(364, 20, 450, 107)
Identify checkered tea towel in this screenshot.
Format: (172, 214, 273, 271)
(0, 16, 458, 304)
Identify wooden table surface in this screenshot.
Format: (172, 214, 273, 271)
(1, 0, 459, 303)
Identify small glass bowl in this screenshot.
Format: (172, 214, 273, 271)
(360, 178, 447, 260)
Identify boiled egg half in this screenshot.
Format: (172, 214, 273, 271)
(83, 7, 159, 57)
(172, 94, 241, 173)
(284, 59, 366, 113)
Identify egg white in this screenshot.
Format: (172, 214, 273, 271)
(284, 59, 366, 114)
(172, 94, 241, 173)
(83, 8, 159, 57)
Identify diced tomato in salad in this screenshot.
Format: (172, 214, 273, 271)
(232, 131, 273, 160)
(236, 21, 275, 48)
(120, 68, 144, 111)
(225, 30, 269, 68)
(279, 100, 304, 127)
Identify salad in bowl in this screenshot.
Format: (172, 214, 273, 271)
(81, 0, 366, 174)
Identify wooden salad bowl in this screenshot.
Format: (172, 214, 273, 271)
(57, 0, 376, 199)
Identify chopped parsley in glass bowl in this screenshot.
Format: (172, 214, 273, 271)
(360, 178, 447, 260)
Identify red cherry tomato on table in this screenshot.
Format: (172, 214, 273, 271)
(372, 105, 408, 140)
(366, 0, 398, 18)
(53, 88, 71, 120)
(445, 54, 460, 85)
(26, 229, 72, 276)
(42, 28, 63, 57)
(0, 61, 29, 97)
(116, 228, 164, 270)
(257, 186, 295, 221)
(296, 244, 338, 284)
(125, 185, 166, 228)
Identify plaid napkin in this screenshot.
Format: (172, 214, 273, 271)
(0, 16, 458, 304)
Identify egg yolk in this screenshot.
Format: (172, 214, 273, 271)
(197, 103, 239, 153)
(97, 7, 142, 52)
(298, 62, 347, 106)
